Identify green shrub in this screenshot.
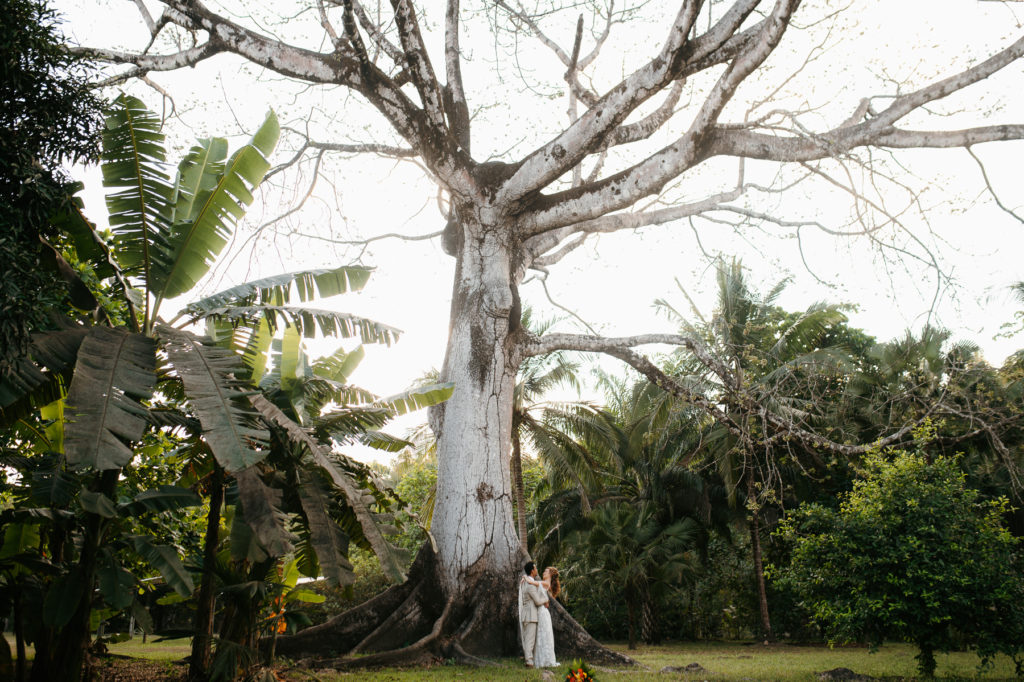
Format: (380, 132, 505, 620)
(774, 444, 1024, 677)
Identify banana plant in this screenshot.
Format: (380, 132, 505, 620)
(0, 95, 444, 681)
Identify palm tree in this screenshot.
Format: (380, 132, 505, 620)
(657, 258, 851, 641)
(534, 374, 731, 644)
(510, 309, 581, 548)
(569, 502, 702, 649)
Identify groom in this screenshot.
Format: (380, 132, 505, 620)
(519, 561, 549, 668)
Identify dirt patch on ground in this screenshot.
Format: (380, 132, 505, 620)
(93, 657, 188, 681)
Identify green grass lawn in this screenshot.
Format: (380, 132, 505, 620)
(275, 641, 1021, 681)
(3, 634, 191, 662)
(6, 636, 1020, 680)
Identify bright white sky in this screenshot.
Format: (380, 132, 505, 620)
(59, 0, 1024, 459)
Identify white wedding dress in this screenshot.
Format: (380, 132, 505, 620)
(533, 594, 559, 668)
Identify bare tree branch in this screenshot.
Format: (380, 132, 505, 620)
(966, 146, 1024, 225)
(522, 186, 745, 261)
(391, 0, 447, 130)
(524, 331, 929, 457)
(130, 0, 157, 35)
(347, 0, 405, 65)
(316, 0, 344, 50)
(495, 0, 724, 206)
(521, 37, 1024, 237)
(444, 0, 471, 152)
(599, 80, 684, 150)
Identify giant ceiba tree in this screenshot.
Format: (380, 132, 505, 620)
(72, 0, 1024, 666)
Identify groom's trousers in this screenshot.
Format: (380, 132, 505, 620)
(522, 621, 538, 665)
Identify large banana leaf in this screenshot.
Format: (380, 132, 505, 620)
(102, 94, 173, 287)
(233, 466, 295, 559)
(377, 382, 454, 417)
(312, 344, 365, 384)
(295, 471, 355, 586)
(118, 485, 202, 516)
(50, 184, 118, 280)
(250, 395, 407, 582)
(169, 137, 228, 225)
(358, 430, 414, 452)
(0, 328, 86, 424)
(153, 112, 279, 304)
(130, 535, 194, 597)
(159, 327, 268, 473)
(194, 305, 400, 345)
(316, 405, 393, 441)
(64, 327, 157, 471)
(184, 265, 373, 314)
(97, 551, 137, 610)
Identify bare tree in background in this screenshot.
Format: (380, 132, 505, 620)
(74, 0, 1024, 665)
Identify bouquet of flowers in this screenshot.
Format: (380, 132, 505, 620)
(564, 658, 597, 681)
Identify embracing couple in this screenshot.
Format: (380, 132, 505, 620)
(518, 561, 561, 668)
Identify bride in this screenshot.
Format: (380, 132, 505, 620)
(524, 566, 560, 668)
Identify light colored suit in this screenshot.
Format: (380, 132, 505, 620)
(519, 577, 548, 665)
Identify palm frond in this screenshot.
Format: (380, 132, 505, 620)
(64, 327, 156, 471)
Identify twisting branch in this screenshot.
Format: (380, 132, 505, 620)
(267, 132, 418, 182)
(523, 331, 744, 430)
(599, 81, 684, 150)
(524, 272, 600, 334)
(524, 331, 930, 458)
(530, 234, 588, 269)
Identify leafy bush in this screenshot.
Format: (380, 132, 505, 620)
(774, 444, 1024, 676)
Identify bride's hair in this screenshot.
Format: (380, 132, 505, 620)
(545, 567, 560, 599)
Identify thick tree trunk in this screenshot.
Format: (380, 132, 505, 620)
(272, 216, 633, 668)
(430, 223, 521, 596)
